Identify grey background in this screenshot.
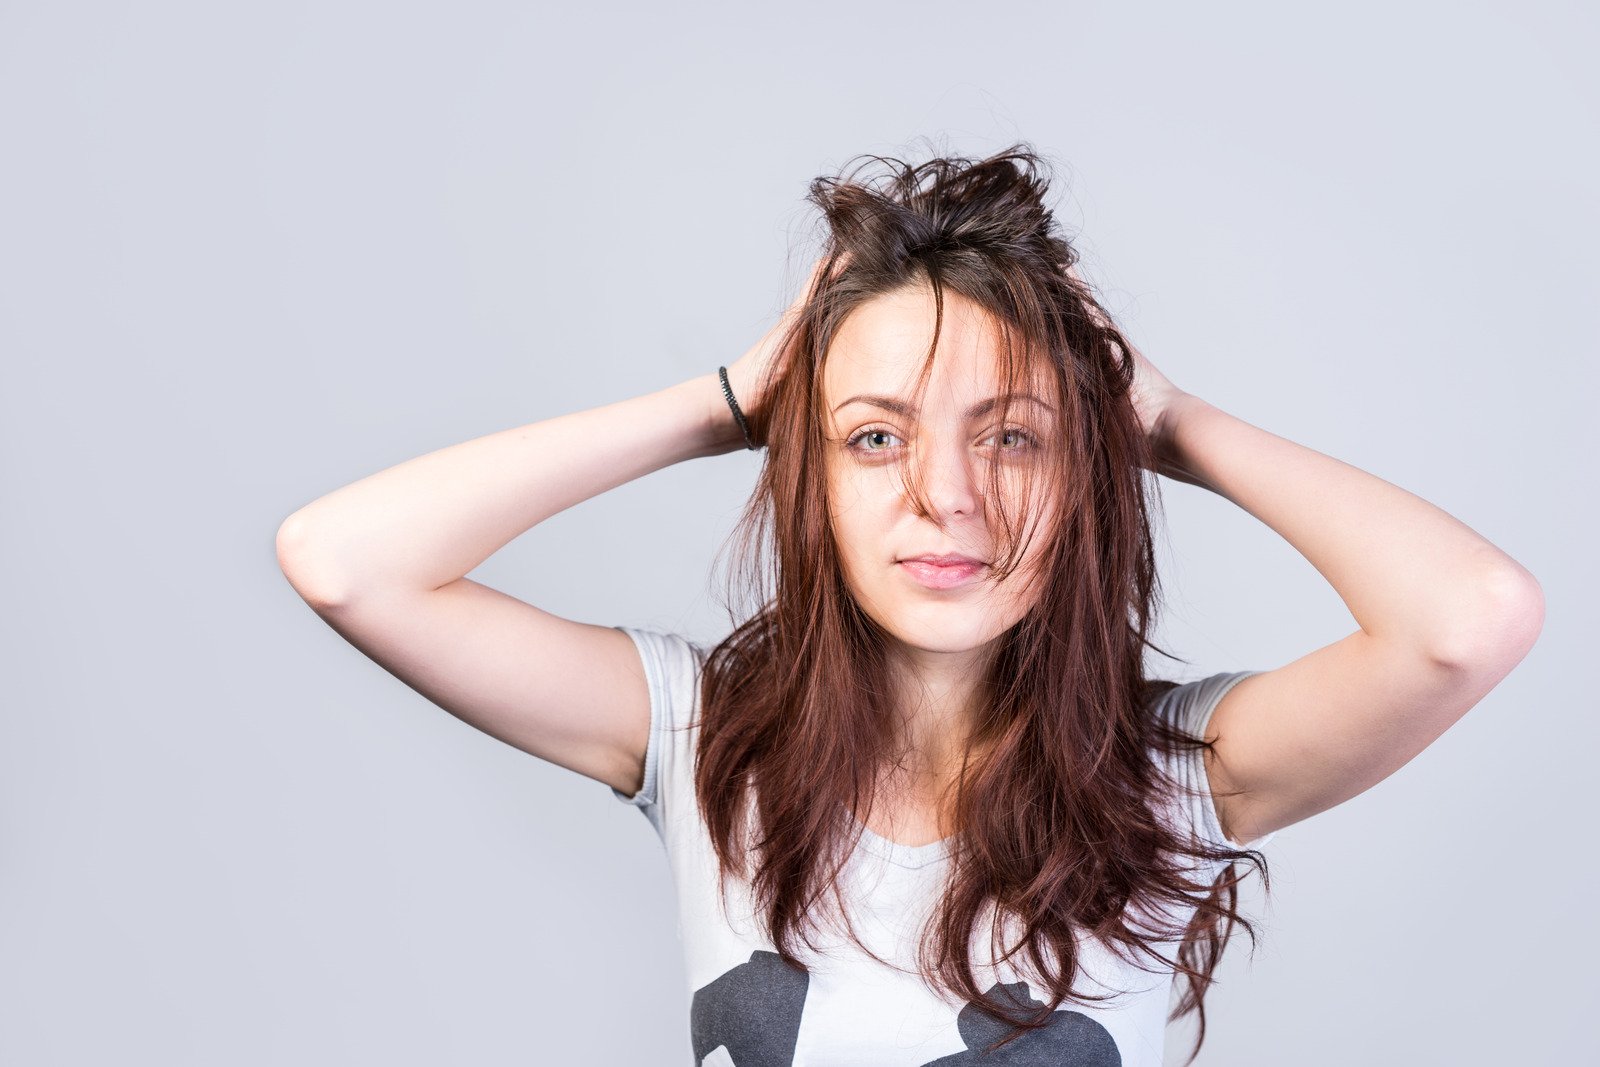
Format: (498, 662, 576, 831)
(1, 1, 1592, 1063)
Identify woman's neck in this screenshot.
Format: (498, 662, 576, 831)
(883, 640, 996, 780)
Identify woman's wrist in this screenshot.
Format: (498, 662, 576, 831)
(1152, 392, 1219, 490)
(687, 369, 758, 458)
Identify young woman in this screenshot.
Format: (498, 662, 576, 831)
(276, 146, 1543, 1065)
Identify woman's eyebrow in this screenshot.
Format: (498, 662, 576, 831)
(831, 393, 1057, 418)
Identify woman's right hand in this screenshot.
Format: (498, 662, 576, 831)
(722, 255, 841, 448)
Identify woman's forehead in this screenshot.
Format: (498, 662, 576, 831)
(823, 289, 1050, 411)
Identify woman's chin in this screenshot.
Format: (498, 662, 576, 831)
(878, 611, 1017, 656)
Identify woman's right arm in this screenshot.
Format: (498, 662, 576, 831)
(275, 369, 750, 798)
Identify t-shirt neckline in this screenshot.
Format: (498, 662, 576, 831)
(842, 803, 954, 869)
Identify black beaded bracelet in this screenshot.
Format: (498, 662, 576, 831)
(718, 365, 760, 451)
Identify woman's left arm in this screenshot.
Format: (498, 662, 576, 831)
(1151, 391, 1545, 847)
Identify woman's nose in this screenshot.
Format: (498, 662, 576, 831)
(914, 437, 981, 520)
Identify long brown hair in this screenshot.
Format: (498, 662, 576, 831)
(693, 141, 1270, 1062)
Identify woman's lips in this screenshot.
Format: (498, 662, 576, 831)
(899, 559, 987, 589)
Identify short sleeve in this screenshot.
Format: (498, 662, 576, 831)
(607, 625, 709, 839)
(1149, 670, 1277, 852)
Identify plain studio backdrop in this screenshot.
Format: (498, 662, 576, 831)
(0, 1, 1591, 1063)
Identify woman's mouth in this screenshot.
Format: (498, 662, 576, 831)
(898, 559, 988, 590)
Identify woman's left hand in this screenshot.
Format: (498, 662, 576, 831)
(1066, 263, 1194, 476)
(1126, 340, 1193, 475)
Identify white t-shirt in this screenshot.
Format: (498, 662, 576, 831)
(609, 625, 1276, 1067)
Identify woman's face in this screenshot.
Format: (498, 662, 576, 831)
(822, 282, 1061, 659)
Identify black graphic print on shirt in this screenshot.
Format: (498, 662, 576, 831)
(690, 951, 1122, 1066)
(691, 951, 810, 1066)
(922, 979, 1122, 1065)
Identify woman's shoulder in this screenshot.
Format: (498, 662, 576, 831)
(607, 625, 716, 832)
(610, 624, 712, 731)
(1144, 669, 1264, 739)
(1142, 668, 1276, 853)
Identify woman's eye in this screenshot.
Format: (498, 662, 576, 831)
(986, 427, 1038, 450)
(845, 427, 900, 452)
